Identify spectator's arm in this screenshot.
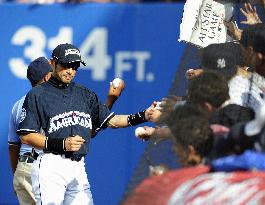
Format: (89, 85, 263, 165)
(224, 21, 243, 40)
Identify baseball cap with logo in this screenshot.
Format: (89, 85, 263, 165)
(200, 42, 244, 79)
(52, 43, 86, 66)
(27, 57, 52, 86)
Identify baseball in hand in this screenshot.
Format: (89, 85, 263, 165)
(135, 127, 145, 137)
(112, 78, 122, 88)
(108, 78, 125, 98)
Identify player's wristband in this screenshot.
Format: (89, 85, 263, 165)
(45, 137, 65, 153)
(127, 110, 147, 126)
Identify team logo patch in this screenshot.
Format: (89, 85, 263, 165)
(217, 58, 226, 69)
(19, 108, 26, 123)
(65, 49, 80, 57)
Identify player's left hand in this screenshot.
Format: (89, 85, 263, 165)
(64, 135, 85, 151)
(145, 101, 158, 121)
(146, 108, 162, 123)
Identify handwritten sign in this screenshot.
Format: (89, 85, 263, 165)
(179, 0, 234, 48)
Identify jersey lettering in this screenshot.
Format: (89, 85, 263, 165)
(19, 108, 27, 123)
(48, 111, 92, 134)
(65, 49, 81, 56)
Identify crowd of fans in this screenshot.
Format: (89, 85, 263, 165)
(122, 0, 265, 204)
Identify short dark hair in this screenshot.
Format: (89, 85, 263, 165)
(170, 116, 213, 162)
(187, 70, 229, 108)
(166, 102, 207, 128)
(240, 23, 265, 56)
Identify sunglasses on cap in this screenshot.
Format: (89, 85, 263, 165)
(59, 61, 80, 70)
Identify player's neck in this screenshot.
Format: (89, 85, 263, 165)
(49, 75, 70, 89)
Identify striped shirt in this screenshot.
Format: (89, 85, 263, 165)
(228, 75, 265, 113)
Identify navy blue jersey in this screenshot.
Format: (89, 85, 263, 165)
(17, 76, 113, 156)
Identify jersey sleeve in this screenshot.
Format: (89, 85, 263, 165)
(16, 91, 41, 135)
(8, 99, 23, 145)
(89, 92, 114, 132)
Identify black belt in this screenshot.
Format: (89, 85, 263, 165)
(65, 154, 84, 162)
(18, 155, 35, 163)
(43, 151, 84, 162)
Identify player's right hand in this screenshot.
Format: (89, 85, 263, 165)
(64, 135, 85, 151)
(108, 78, 125, 98)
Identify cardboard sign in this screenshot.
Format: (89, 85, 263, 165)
(179, 0, 234, 48)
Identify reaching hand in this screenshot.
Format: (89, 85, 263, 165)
(240, 3, 262, 25)
(185, 68, 204, 80)
(144, 101, 157, 121)
(224, 21, 243, 40)
(160, 95, 183, 113)
(147, 108, 162, 123)
(145, 101, 162, 123)
(210, 124, 230, 136)
(156, 95, 184, 124)
(135, 126, 156, 141)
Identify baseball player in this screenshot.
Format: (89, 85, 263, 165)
(17, 43, 153, 205)
(8, 57, 52, 205)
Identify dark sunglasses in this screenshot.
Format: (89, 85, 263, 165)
(59, 61, 80, 70)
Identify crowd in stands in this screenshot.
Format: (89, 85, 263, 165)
(122, 0, 265, 204)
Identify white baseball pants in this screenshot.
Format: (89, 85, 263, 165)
(31, 153, 93, 205)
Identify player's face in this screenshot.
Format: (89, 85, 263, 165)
(53, 62, 80, 84)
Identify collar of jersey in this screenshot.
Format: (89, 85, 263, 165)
(48, 76, 71, 89)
